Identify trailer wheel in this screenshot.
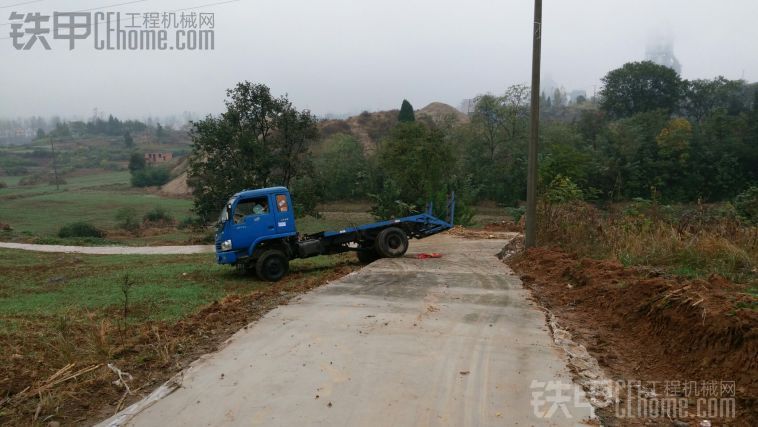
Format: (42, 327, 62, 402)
(256, 250, 289, 282)
(375, 227, 408, 258)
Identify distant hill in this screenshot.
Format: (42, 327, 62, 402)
(416, 102, 470, 125)
(319, 102, 468, 151)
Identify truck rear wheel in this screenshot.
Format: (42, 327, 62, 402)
(256, 250, 289, 282)
(375, 227, 408, 258)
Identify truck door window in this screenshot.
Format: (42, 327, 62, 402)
(276, 194, 289, 212)
(234, 197, 268, 223)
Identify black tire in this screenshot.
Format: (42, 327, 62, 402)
(255, 250, 289, 282)
(356, 247, 379, 264)
(235, 261, 255, 276)
(374, 227, 408, 258)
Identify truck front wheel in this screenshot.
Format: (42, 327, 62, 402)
(256, 250, 289, 281)
(375, 227, 408, 258)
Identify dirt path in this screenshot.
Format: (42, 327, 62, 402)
(0, 242, 214, 255)
(98, 233, 594, 426)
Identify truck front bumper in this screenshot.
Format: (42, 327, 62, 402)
(216, 250, 238, 265)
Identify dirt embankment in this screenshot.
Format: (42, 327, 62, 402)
(508, 248, 757, 425)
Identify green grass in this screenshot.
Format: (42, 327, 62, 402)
(0, 248, 349, 331)
(0, 171, 194, 242)
(0, 170, 132, 198)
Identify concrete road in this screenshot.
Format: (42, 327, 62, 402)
(0, 242, 214, 255)
(107, 234, 593, 426)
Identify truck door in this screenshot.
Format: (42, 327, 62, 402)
(273, 192, 296, 234)
(231, 195, 276, 249)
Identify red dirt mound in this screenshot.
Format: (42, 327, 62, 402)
(509, 248, 757, 425)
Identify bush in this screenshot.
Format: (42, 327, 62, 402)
(18, 174, 46, 186)
(0, 181, 7, 189)
(536, 201, 757, 282)
(505, 206, 526, 222)
(130, 167, 170, 187)
(143, 206, 174, 224)
(178, 216, 205, 230)
(735, 186, 758, 225)
(48, 176, 67, 186)
(544, 175, 583, 203)
(58, 222, 105, 238)
(115, 207, 140, 232)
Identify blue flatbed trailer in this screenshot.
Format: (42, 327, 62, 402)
(214, 186, 454, 281)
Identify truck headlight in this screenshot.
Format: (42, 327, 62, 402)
(221, 240, 232, 251)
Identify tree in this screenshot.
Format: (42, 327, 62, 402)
(128, 152, 146, 173)
(374, 122, 453, 214)
(683, 77, 749, 123)
(315, 133, 369, 200)
(156, 123, 164, 139)
(553, 88, 564, 107)
(398, 99, 415, 122)
(36, 128, 45, 139)
(464, 85, 530, 202)
(188, 82, 319, 221)
(600, 61, 683, 119)
(271, 104, 319, 187)
(123, 131, 134, 148)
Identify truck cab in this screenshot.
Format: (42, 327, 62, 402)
(215, 187, 296, 269)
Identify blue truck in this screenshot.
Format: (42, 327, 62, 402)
(214, 186, 455, 281)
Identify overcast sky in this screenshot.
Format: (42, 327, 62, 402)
(1, 0, 756, 120)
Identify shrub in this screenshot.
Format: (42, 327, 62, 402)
(115, 207, 140, 232)
(18, 174, 46, 186)
(735, 186, 758, 225)
(0, 181, 7, 189)
(505, 206, 526, 222)
(544, 175, 583, 203)
(143, 206, 174, 224)
(536, 201, 757, 282)
(58, 222, 105, 238)
(178, 216, 205, 230)
(48, 176, 67, 186)
(130, 167, 170, 187)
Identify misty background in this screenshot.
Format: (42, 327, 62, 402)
(1, 0, 757, 120)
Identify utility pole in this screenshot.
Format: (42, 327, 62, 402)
(525, 0, 542, 248)
(50, 136, 59, 191)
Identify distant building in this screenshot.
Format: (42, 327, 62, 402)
(645, 37, 682, 74)
(144, 152, 173, 163)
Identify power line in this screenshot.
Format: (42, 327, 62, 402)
(0, 0, 44, 10)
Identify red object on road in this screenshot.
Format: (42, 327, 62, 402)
(416, 253, 442, 259)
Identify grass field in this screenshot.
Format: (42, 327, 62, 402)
(0, 246, 359, 424)
(0, 171, 197, 244)
(0, 248, 349, 328)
